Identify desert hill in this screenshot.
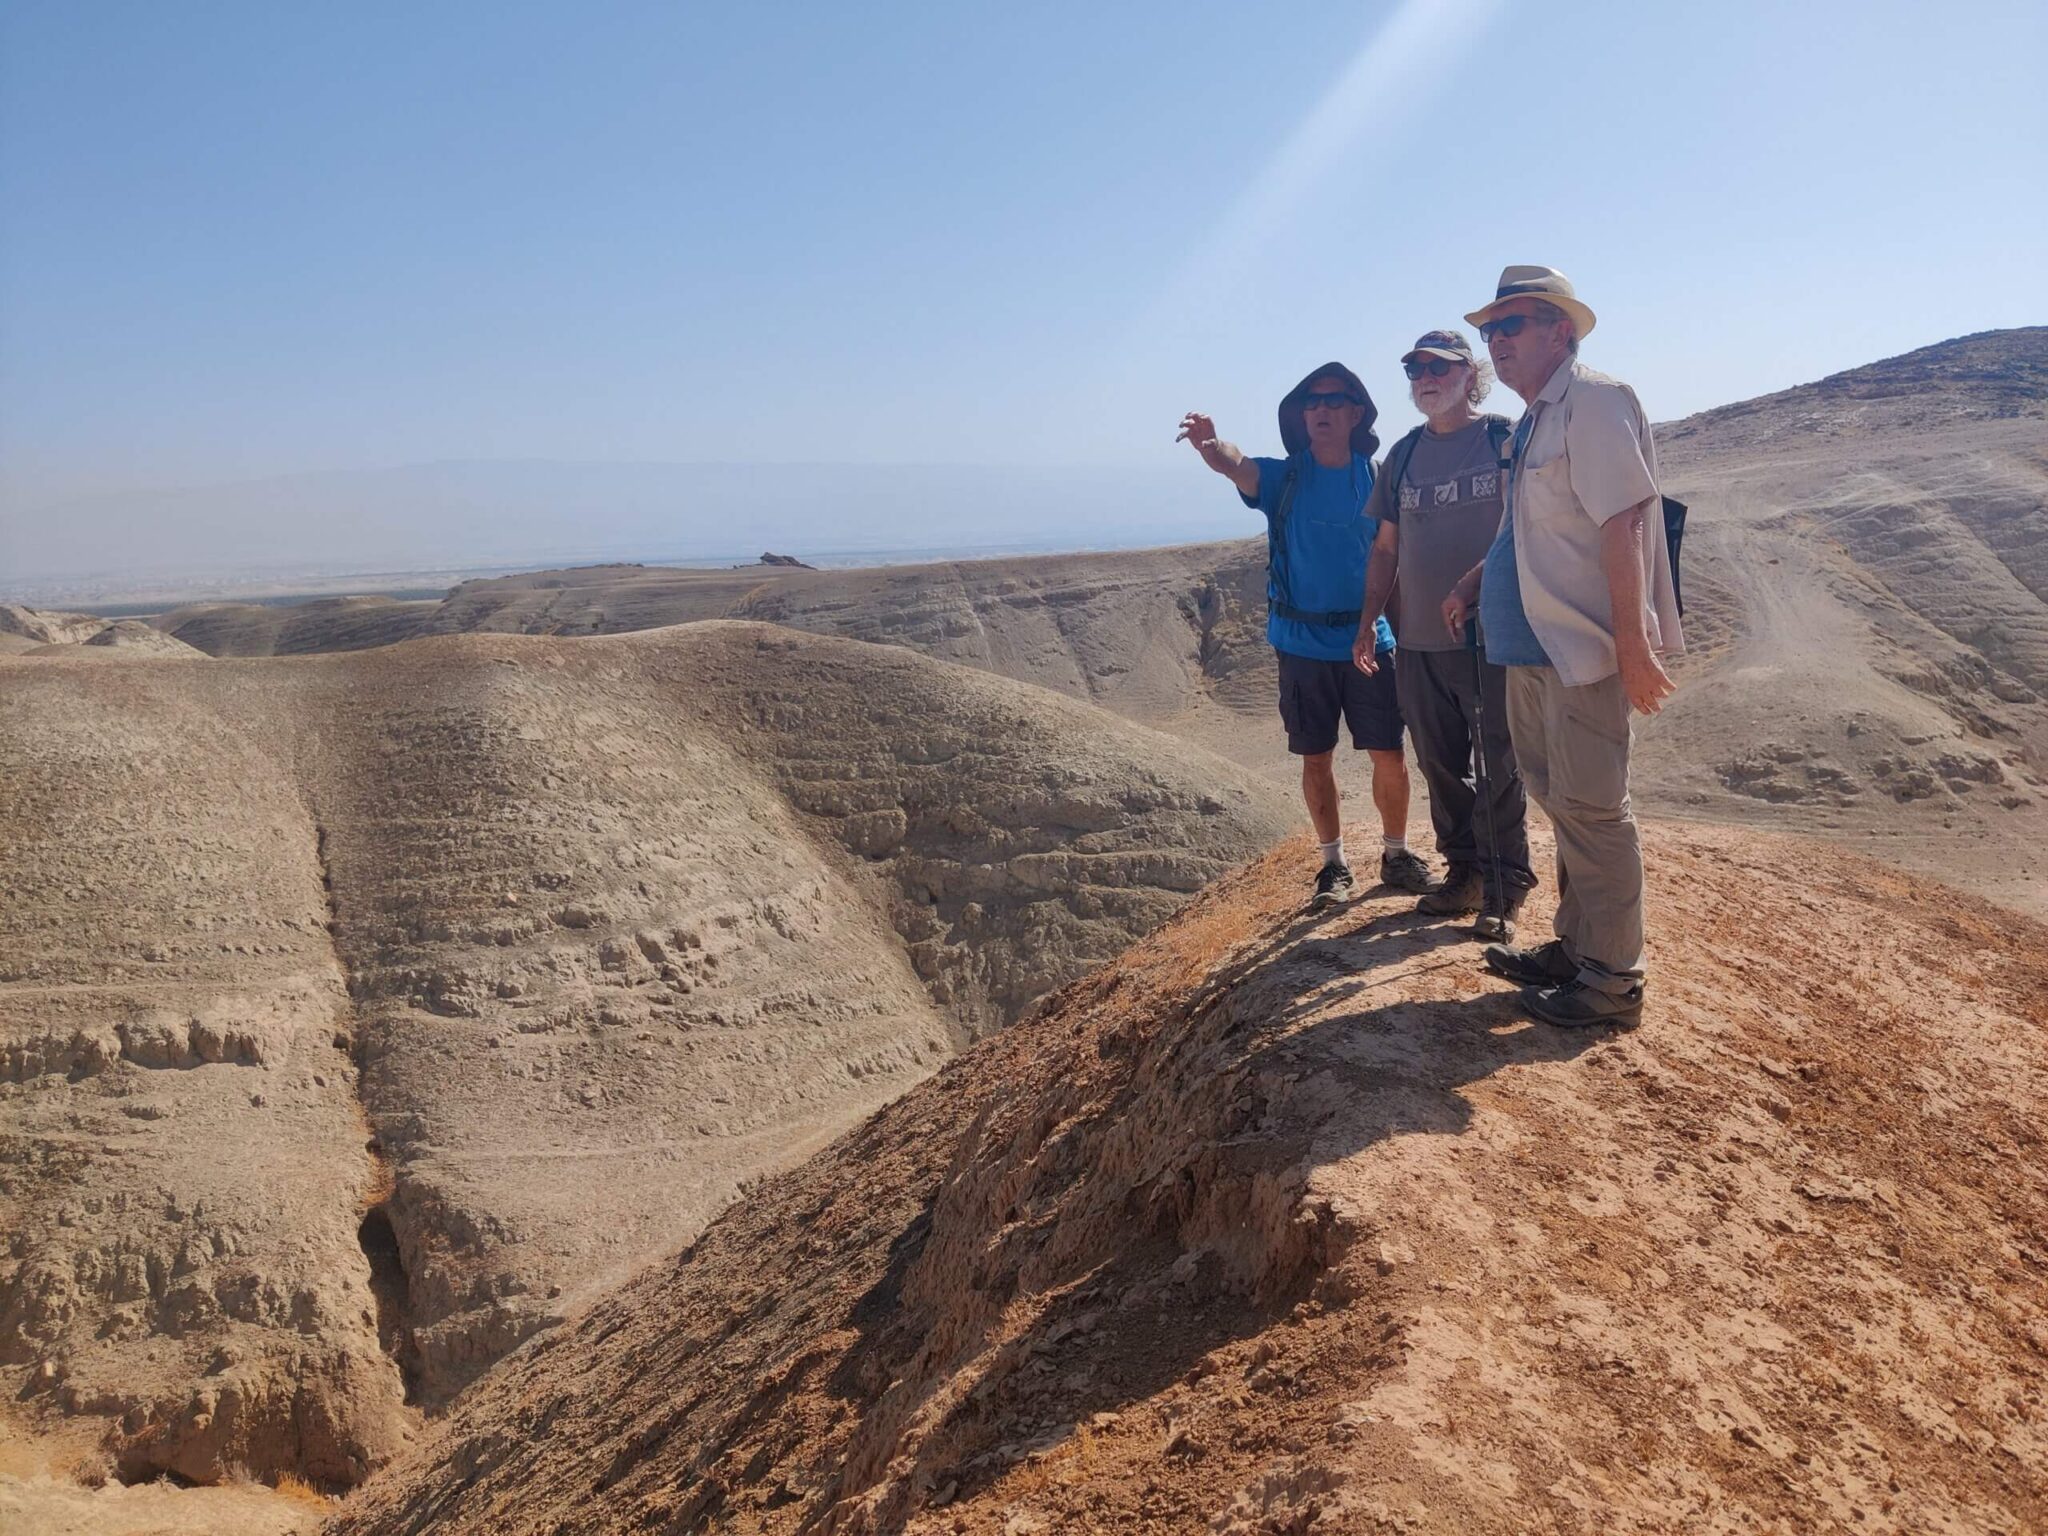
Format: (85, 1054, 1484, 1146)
(153, 596, 441, 659)
(88, 328, 2048, 914)
(0, 624, 1294, 1488)
(332, 818, 2048, 1535)
(1648, 327, 2048, 915)
(137, 544, 1279, 758)
(0, 603, 111, 653)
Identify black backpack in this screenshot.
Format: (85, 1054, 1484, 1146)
(1662, 496, 1687, 616)
(1379, 415, 1686, 618)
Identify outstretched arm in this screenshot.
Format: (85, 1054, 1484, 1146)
(1177, 412, 1261, 501)
(1352, 521, 1400, 673)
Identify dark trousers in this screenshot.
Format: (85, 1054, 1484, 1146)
(1394, 646, 1535, 900)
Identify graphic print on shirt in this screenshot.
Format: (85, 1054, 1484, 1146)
(1375, 418, 1514, 653)
(1408, 470, 1504, 515)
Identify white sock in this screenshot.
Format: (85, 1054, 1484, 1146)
(1382, 835, 1408, 855)
(1319, 837, 1345, 867)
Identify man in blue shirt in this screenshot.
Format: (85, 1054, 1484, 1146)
(1179, 363, 1435, 908)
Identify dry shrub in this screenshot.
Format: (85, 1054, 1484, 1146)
(271, 1470, 333, 1508)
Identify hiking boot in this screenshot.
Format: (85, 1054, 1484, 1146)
(1469, 884, 1528, 943)
(1522, 978, 1644, 1029)
(1470, 910, 1514, 944)
(1481, 938, 1576, 987)
(1416, 864, 1482, 916)
(1310, 861, 1355, 910)
(1378, 848, 1436, 894)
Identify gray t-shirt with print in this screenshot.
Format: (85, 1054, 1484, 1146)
(1369, 416, 1511, 651)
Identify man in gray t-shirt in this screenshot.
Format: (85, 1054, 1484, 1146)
(1352, 330, 1535, 934)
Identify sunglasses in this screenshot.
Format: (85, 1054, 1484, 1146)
(1403, 358, 1463, 379)
(1478, 312, 1554, 341)
(1299, 391, 1362, 410)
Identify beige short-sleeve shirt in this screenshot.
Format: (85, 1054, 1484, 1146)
(1509, 358, 1685, 685)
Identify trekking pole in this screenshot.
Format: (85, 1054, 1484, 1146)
(1466, 618, 1506, 939)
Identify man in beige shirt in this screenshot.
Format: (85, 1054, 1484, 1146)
(1442, 266, 1683, 1028)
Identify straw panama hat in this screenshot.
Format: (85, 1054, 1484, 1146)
(1465, 265, 1598, 340)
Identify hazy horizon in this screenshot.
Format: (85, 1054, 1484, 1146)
(3, 1, 2043, 590)
(14, 317, 2044, 602)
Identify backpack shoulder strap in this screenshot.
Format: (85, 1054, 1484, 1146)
(1265, 451, 1306, 599)
(1482, 414, 1514, 467)
(1272, 452, 1303, 527)
(1380, 426, 1426, 506)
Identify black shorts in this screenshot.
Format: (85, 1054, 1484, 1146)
(1276, 648, 1404, 755)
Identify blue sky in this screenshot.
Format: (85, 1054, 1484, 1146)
(1, 0, 2043, 579)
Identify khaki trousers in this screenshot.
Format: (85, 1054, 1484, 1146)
(1504, 666, 1646, 993)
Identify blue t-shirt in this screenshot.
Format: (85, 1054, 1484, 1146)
(1242, 452, 1396, 662)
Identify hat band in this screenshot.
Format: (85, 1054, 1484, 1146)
(1495, 280, 1568, 301)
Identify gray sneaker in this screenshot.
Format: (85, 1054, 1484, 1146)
(1378, 848, 1436, 894)
(1522, 978, 1644, 1029)
(1310, 861, 1355, 910)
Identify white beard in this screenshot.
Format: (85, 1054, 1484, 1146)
(1410, 379, 1459, 416)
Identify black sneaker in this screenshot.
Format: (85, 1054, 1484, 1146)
(1378, 848, 1436, 894)
(1417, 864, 1482, 916)
(1522, 978, 1644, 1029)
(1310, 861, 1355, 910)
(1481, 938, 1576, 986)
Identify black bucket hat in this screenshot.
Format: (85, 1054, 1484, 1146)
(1278, 361, 1379, 459)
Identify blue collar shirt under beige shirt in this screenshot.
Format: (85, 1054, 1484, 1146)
(1480, 358, 1685, 683)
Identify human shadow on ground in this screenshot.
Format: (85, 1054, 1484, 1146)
(803, 895, 1613, 1531)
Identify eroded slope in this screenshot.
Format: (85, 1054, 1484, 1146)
(335, 820, 2048, 1535)
(1648, 329, 2048, 912)
(0, 664, 409, 1489)
(0, 625, 1293, 1483)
